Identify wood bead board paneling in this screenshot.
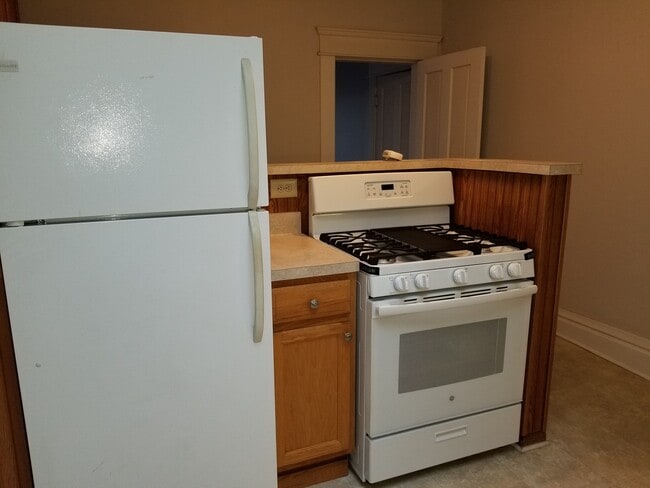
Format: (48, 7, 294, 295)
(451, 170, 572, 444)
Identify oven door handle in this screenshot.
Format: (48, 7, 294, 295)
(375, 284, 538, 317)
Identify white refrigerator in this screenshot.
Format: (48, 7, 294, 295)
(0, 22, 277, 487)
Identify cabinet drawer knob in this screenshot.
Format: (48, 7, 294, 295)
(344, 332, 352, 341)
(309, 298, 319, 309)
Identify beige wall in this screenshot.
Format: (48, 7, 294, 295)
(18, 0, 442, 163)
(442, 0, 650, 341)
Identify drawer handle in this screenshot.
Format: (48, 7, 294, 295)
(344, 332, 352, 342)
(309, 298, 319, 309)
(435, 425, 468, 442)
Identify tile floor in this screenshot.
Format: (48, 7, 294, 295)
(316, 338, 650, 487)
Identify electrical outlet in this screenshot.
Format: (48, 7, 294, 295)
(270, 178, 298, 198)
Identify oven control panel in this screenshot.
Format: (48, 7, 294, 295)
(365, 180, 411, 199)
(367, 259, 535, 298)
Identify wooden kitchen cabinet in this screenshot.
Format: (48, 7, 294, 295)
(272, 273, 356, 488)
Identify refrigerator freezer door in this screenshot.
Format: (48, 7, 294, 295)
(0, 212, 276, 487)
(0, 22, 268, 222)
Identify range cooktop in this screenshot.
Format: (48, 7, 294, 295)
(319, 224, 528, 266)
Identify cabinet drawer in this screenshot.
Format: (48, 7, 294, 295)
(273, 278, 351, 326)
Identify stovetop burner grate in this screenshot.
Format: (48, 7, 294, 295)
(319, 224, 527, 265)
(416, 224, 527, 249)
(321, 230, 430, 264)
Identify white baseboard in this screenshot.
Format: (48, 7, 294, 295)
(556, 309, 650, 380)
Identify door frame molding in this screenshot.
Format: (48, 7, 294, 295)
(317, 27, 441, 161)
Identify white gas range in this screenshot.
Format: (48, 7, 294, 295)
(309, 171, 537, 483)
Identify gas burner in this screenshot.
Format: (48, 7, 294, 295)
(484, 245, 520, 254)
(436, 250, 474, 258)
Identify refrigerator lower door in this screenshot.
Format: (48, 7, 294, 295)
(0, 212, 276, 487)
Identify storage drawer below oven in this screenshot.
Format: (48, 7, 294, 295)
(363, 404, 521, 483)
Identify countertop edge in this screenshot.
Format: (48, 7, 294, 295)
(268, 158, 583, 176)
(271, 261, 359, 282)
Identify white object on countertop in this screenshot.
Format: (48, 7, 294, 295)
(382, 150, 403, 161)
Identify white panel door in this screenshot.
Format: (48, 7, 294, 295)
(0, 212, 276, 488)
(409, 47, 486, 158)
(0, 23, 267, 222)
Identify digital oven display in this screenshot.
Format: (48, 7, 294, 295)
(364, 180, 410, 198)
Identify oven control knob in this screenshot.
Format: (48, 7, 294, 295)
(507, 262, 523, 278)
(393, 275, 410, 292)
(489, 264, 505, 280)
(452, 268, 469, 285)
(414, 273, 430, 289)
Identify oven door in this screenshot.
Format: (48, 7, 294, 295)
(365, 280, 536, 438)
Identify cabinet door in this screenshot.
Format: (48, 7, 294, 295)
(274, 321, 353, 469)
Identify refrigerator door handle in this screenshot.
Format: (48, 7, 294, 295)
(248, 210, 265, 343)
(242, 58, 260, 210)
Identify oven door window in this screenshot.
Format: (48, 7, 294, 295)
(398, 318, 506, 394)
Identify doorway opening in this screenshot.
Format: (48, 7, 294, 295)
(335, 61, 412, 162)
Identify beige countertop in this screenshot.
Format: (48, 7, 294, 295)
(271, 233, 358, 282)
(269, 158, 582, 176)
(270, 212, 358, 282)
